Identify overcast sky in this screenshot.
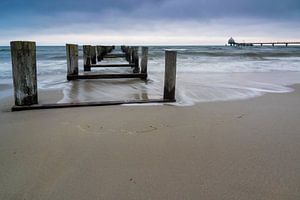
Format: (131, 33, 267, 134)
(0, 0, 300, 45)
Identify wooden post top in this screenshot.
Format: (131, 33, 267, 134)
(66, 43, 78, 46)
(10, 41, 36, 50)
(165, 50, 176, 53)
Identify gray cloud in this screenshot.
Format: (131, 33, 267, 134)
(0, 0, 299, 44)
(1, 0, 300, 24)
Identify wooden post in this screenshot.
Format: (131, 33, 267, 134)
(11, 41, 38, 106)
(91, 46, 97, 64)
(133, 47, 139, 73)
(83, 45, 92, 71)
(141, 47, 148, 79)
(107, 46, 113, 53)
(163, 51, 177, 101)
(127, 46, 131, 61)
(97, 45, 103, 61)
(66, 44, 79, 80)
(121, 45, 126, 52)
(107, 46, 111, 53)
(128, 47, 133, 63)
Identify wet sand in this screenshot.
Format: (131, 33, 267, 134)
(0, 83, 11, 91)
(0, 85, 299, 199)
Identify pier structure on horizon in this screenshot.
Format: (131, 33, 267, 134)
(228, 37, 300, 47)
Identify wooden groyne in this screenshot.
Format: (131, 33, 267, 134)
(228, 37, 300, 47)
(69, 45, 144, 80)
(10, 42, 178, 111)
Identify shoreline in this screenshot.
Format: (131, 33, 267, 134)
(0, 83, 299, 111)
(2, 71, 300, 106)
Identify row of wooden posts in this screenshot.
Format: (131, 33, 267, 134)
(82, 45, 115, 71)
(66, 45, 148, 80)
(10, 41, 177, 111)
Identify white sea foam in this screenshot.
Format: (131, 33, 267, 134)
(56, 71, 300, 106)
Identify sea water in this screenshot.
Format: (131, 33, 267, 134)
(1, 45, 300, 105)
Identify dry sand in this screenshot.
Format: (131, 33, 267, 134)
(0, 86, 300, 200)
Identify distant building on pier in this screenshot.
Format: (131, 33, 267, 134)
(228, 37, 236, 46)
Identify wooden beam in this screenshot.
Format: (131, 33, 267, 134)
(12, 99, 176, 111)
(90, 64, 135, 67)
(10, 41, 38, 106)
(67, 73, 147, 80)
(103, 54, 126, 58)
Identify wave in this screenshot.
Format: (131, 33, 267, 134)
(56, 71, 300, 106)
(164, 48, 187, 51)
(180, 51, 300, 58)
(45, 55, 66, 60)
(1, 45, 300, 79)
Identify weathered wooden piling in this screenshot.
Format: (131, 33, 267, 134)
(106, 46, 114, 53)
(126, 47, 133, 63)
(106, 46, 110, 53)
(125, 46, 131, 62)
(140, 47, 148, 79)
(83, 45, 92, 71)
(133, 47, 139, 73)
(91, 46, 97, 64)
(96, 45, 103, 61)
(11, 41, 38, 106)
(66, 44, 79, 80)
(121, 45, 126, 52)
(163, 51, 177, 101)
(131, 47, 135, 64)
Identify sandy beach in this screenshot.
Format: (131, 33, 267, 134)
(1, 0, 300, 198)
(0, 85, 299, 200)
